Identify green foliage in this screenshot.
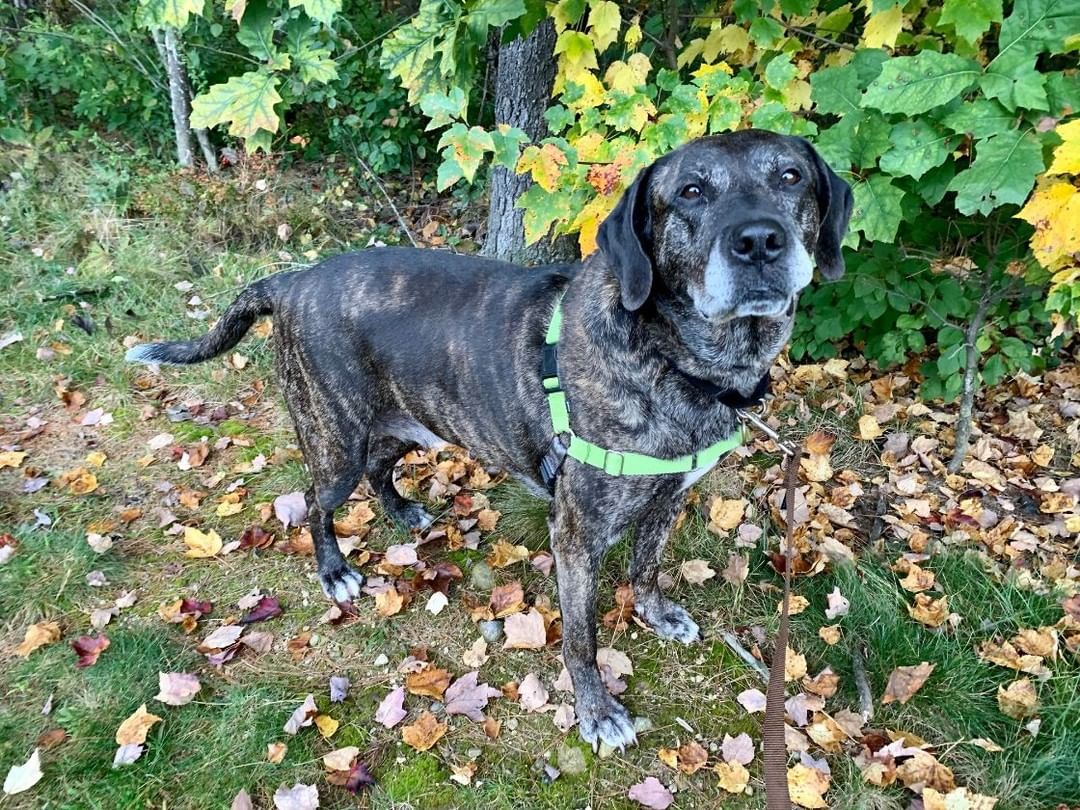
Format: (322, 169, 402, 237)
(386, 0, 1078, 401)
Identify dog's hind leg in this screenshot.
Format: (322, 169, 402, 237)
(366, 436, 434, 531)
(629, 496, 702, 644)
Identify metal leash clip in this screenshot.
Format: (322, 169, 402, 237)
(737, 407, 799, 458)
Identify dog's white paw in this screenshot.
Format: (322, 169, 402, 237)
(577, 695, 637, 752)
(636, 598, 701, 644)
(319, 565, 364, 603)
(391, 503, 435, 532)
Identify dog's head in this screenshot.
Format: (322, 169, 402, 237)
(597, 130, 852, 321)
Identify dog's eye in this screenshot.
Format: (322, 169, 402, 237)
(679, 183, 702, 200)
(781, 168, 802, 186)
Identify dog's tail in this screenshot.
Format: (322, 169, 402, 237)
(125, 275, 286, 366)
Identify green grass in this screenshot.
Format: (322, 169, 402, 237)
(2, 144, 1078, 809)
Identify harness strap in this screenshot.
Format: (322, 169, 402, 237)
(540, 295, 752, 483)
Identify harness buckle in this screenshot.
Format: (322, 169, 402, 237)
(540, 344, 559, 380)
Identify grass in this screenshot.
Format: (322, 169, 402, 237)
(1, 144, 1078, 809)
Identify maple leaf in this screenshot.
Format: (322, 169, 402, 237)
(680, 558, 716, 585)
(908, 593, 949, 628)
(401, 710, 447, 752)
(882, 662, 935, 704)
(708, 497, 746, 533)
(517, 673, 550, 713)
(444, 671, 501, 722)
(374, 587, 405, 617)
(487, 538, 531, 568)
(155, 672, 202, 706)
(490, 581, 526, 617)
(72, 634, 109, 667)
(997, 678, 1039, 719)
(375, 686, 407, 729)
(721, 732, 755, 765)
(787, 762, 830, 808)
(184, 526, 223, 558)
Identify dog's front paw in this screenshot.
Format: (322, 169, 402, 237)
(577, 693, 637, 752)
(319, 562, 364, 603)
(636, 597, 701, 644)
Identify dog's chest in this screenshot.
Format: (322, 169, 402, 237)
(679, 458, 720, 492)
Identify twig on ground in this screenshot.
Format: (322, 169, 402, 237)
(721, 631, 770, 685)
(346, 141, 418, 247)
(852, 644, 874, 722)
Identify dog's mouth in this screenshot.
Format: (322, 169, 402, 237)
(732, 293, 794, 319)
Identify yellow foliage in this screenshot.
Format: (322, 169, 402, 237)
(517, 143, 568, 193)
(1047, 119, 1080, 175)
(862, 4, 903, 49)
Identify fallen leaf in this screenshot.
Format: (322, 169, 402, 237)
(503, 608, 548, 649)
(16, 621, 61, 657)
(111, 744, 144, 767)
(240, 596, 283, 624)
(518, 672, 549, 712)
(899, 562, 936, 593)
(425, 591, 448, 614)
(231, 790, 254, 810)
(329, 676, 349, 703)
(72, 634, 109, 667)
(896, 750, 955, 792)
(374, 587, 405, 617)
(909, 593, 949, 628)
(462, 637, 489, 669)
(274, 492, 308, 529)
(273, 782, 319, 810)
(709, 498, 746, 533)
(681, 558, 716, 585)
(444, 671, 502, 721)
(267, 742, 288, 763)
(780, 594, 810, 615)
(721, 732, 755, 765)
(406, 666, 450, 700)
(714, 760, 750, 793)
(284, 694, 318, 735)
(882, 662, 935, 705)
(385, 544, 418, 566)
(3, 749, 43, 796)
(200, 624, 244, 650)
(184, 526, 223, 558)
(802, 667, 840, 698)
(490, 581, 526, 617)
(825, 587, 849, 619)
(722, 553, 749, 586)
(553, 702, 576, 732)
(922, 787, 999, 810)
(818, 624, 842, 645)
(0, 450, 28, 469)
(155, 672, 201, 706)
(737, 688, 767, 713)
(628, 776, 674, 809)
(487, 538, 530, 568)
(115, 704, 162, 745)
(997, 678, 1039, 719)
(375, 686, 407, 729)
(785, 647, 808, 681)
(401, 710, 447, 752)
(857, 414, 883, 440)
(322, 746, 359, 771)
(326, 759, 375, 794)
(788, 762, 830, 807)
(449, 761, 478, 786)
(314, 714, 339, 738)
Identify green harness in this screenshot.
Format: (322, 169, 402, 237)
(541, 296, 746, 479)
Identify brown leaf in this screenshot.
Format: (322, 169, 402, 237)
(374, 588, 405, 618)
(503, 608, 548, 649)
(708, 498, 746, 533)
(882, 662, 935, 705)
(401, 710, 447, 752)
(680, 559, 716, 585)
(406, 666, 450, 700)
(489, 581, 526, 618)
(487, 538, 530, 568)
(899, 562, 936, 593)
(997, 678, 1039, 719)
(802, 667, 840, 698)
(896, 751, 955, 793)
(72, 634, 109, 667)
(287, 632, 311, 661)
(16, 621, 61, 657)
(908, 593, 949, 628)
(267, 741, 288, 763)
(115, 704, 162, 745)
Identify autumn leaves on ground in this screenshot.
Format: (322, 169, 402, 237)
(2, 157, 1079, 810)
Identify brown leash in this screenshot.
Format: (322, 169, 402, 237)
(763, 446, 801, 809)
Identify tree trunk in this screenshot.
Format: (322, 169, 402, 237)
(482, 19, 575, 265)
(947, 291, 992, 473)
(155, 27, 194, 168)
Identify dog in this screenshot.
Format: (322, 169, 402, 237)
(127, 129, 852, 751)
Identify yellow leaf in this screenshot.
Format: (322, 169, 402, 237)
(183, 526, 223, 558)
(0, 450, 27, 469)
(1017, 181, 1080, 269)
(784, 647, 808, 681)
(85, 451, 107, 467)
(314, 714, 339, 738)
(997, 678, 1039, 719)
(708, 498, 746, 533)
(1047, 119, 1080, 176)
(702, 23, 751, 63)
(787, 763, 830, 808)
(604, 55, 652, 93)
(818, 624, 842, 645)
(516, 143, 568, 193)
(115, 704, 162, 745)
(571, 194, 620, 257)
(624, 18, 642, 49)
(587, 0, 621, 52)
(908, 593, 949, 627)
(267, 741, 287, 763)
(714, 760, 750, 793)
(862, 4, 903, 49)
(857, 414, 883, 440)
(16, 621, 61, 657)
(401, 710, 447, 752)
(923, 787, 999, 810)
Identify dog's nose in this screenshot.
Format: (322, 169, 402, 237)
(729, 219, 786, 265)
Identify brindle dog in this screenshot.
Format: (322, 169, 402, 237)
(127, 130, 852, 751)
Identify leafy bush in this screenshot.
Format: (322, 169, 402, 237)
(392, 0, 1079, 399)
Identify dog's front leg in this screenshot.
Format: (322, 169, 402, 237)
(550, 486, 638, 751)
(630, 494, 702, 644)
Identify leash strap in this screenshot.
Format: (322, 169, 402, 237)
(764, 449, 801, 809)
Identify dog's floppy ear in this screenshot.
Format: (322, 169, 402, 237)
(800, 139, 853, 280)
(597, 164, 655, 311)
